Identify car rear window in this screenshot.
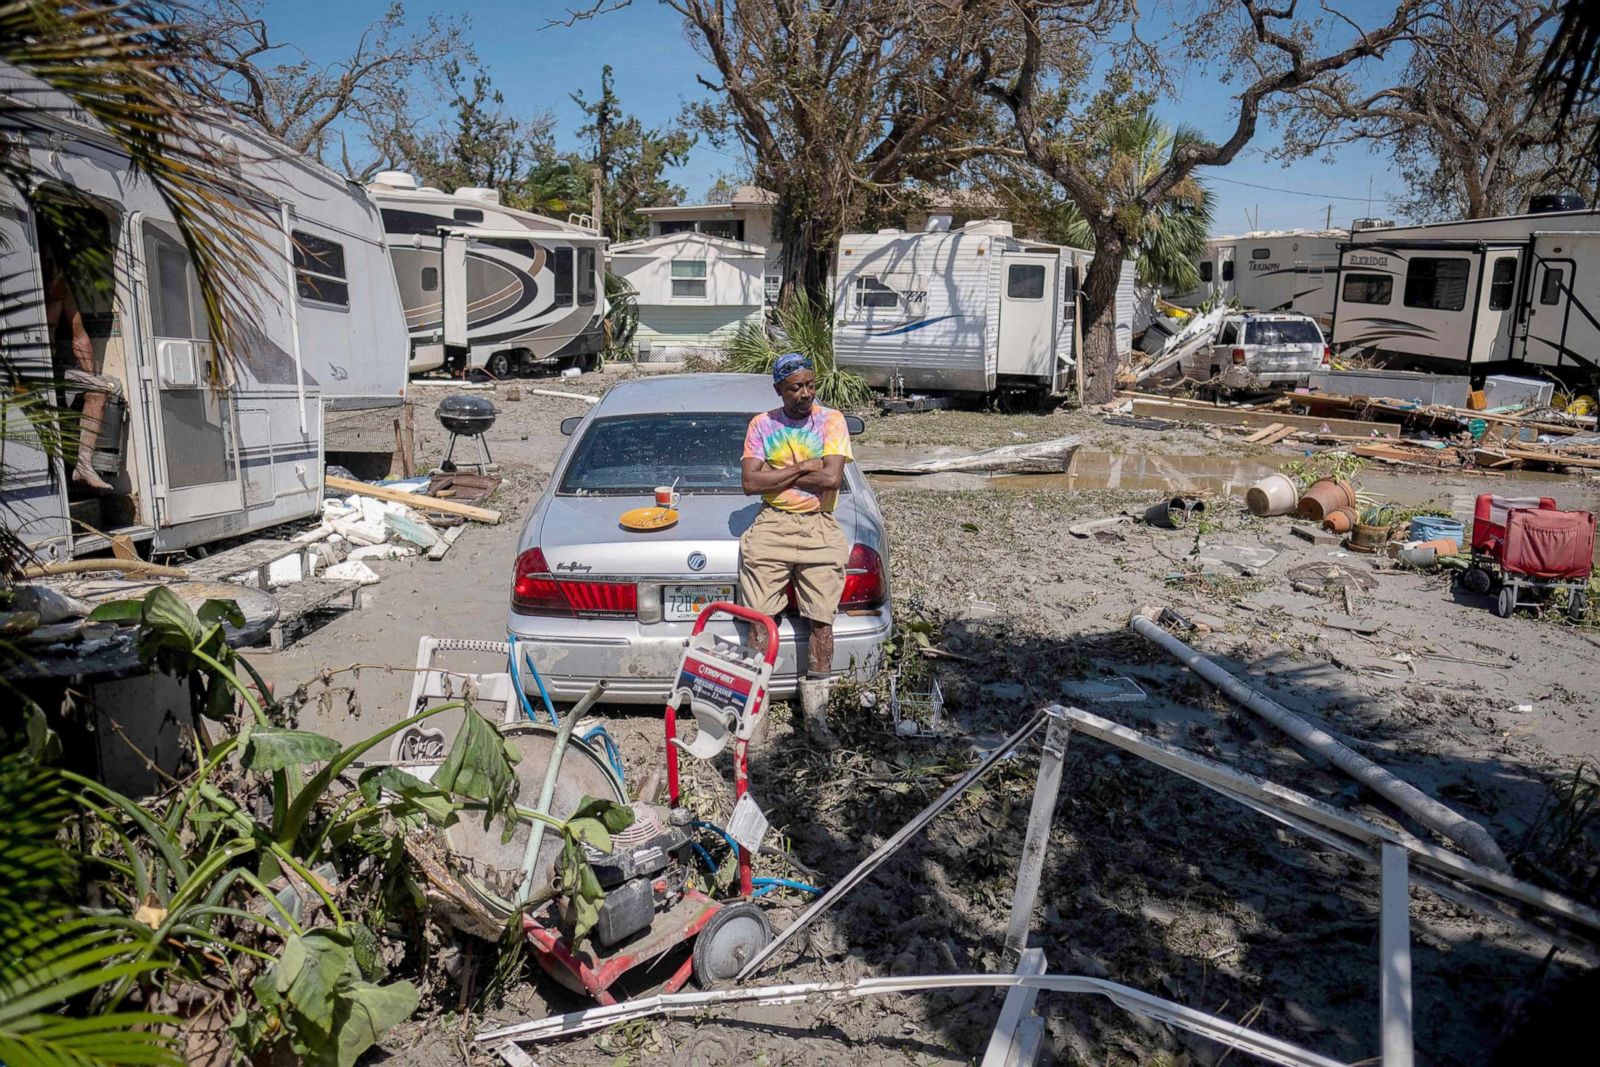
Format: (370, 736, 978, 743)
(559, 412, 851, 496)
(1245, 320, 1322, 345)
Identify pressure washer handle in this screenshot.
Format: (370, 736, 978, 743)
(692, 601, 780, 667)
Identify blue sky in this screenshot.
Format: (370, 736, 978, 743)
(257, 0, 1411, 233)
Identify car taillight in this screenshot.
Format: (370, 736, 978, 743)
(840, 544, 886, 610)
(1231, 347, 1247, 365)
(512, 548, 636, 618)
(1321, 345, 1332, 367)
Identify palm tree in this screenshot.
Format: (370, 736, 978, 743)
(512, 157, 590, 219)
(1006, 111, 1214, 293)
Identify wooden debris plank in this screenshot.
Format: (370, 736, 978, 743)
(427, 525, 467, 562)
(1129, 398, 1399, 437)
(185, 538, 312, 589)
(1493, 446, 1600, 470)
(266, 579, 362, 651)
(1243, 422, 1286, 443)
(1261, 424, 1300, 445)
(325, 474, 501, 524)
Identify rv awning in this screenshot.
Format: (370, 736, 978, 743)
(437, 226, 606, 245)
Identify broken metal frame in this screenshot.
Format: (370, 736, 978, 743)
(477, 703, 1600, 1065)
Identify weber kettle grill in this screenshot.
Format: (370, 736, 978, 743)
(435, 393, 497, 473)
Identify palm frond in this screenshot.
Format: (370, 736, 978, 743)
(723, 291, 871, 410)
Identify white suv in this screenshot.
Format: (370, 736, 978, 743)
(1182, 313, 1330, 392)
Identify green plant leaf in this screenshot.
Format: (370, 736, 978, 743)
(431, 707, 519, 828)
(196, 598, 245, 629)
(201, 676, 236, 722)
(556, 834, 605, 944)
(87, 599, 143, 624)
(563, 795, 635, 855)
(330, 980, 419, 1067)
(139, 586, 201, 649)
(356, 766, 456, 825)
(243, 729, 342, 772)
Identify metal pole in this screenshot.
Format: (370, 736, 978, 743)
(736, 708, 1048, 982)
(1002, 710, 1070, 965)
(277, 202, 307, 434)
(516, 680, 607, 904)
(1379, 843, 1414, 1067)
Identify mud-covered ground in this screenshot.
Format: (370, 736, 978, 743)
(257, 364, 1600, 1066)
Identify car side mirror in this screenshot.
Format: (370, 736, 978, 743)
(559, 416, 583, 436)
(844, 414, 865, 436)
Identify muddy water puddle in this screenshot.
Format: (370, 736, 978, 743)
(868, 450, 1280, 496)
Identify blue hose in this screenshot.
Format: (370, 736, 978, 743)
(752, 876, 824, 896)
(691, 820, 741, 856)
(582, 725, 627, 785)
(506, 634, 560, 726)
(690, 840, 719, 876)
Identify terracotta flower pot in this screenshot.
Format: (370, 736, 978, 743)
(1416, 537, 1458, 557)
(1296, 478, 1358, 522)
(1321, 506, 1359, 534)
(1348, 522, 1392, 553)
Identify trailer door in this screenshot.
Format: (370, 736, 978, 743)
(441, 230, 469, 350)
(1470, 251, 1521, 364)
(136, 218, 243, 525)
(1522, 237, 1580, 369)
(997, 253, 1058, 380)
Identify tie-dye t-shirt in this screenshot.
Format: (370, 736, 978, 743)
(742, 405, 853, 513)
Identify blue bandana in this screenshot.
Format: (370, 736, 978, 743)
(772, 351, 813, 384)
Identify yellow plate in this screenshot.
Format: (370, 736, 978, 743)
(619, 506, 679, 531)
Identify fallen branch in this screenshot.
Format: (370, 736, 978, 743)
(325, 474, 501, 525)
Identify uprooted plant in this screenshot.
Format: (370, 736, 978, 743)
(3, 587, 631, 1066)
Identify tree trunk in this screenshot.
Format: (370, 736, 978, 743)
(771, 193, 838, 308)
(1077, 240, 1125, 405)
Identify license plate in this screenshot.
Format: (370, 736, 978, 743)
(663, 584, 734, 622)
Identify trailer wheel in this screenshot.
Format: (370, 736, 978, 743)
(484, 351, 512, 380)
(1569, 587, 1589, 623)
(1495, 585, 1516, 618)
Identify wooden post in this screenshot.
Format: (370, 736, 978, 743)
(388, 400, 416, 480)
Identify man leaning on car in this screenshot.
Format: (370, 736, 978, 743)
(738, 352, 851, 749)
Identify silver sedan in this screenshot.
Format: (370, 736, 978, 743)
(506, 373, 893, 703)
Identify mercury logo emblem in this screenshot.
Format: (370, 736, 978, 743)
(688, 551, 707, 572)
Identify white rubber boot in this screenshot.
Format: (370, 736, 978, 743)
(799, 677, 839, 751)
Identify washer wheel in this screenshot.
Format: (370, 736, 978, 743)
(1495, 585, 1517, 618)
(692, 902, 772, 988)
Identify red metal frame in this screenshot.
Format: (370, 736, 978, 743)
(663, 602, 778, 898)
(523, 888, 718, 1006)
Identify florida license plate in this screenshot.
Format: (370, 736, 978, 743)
(663, 584, 734, 622)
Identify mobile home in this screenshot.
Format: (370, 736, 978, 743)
(608, 231, 766, 360)
(0, 62, 409, 562)
(831, 220, 1138, 396)
(367, 174, 607, 378)
(1330, 203, 1600, 375)
(1169, 229, 1346, 321)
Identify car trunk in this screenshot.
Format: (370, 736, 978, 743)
(1246, 343, 1322, 378)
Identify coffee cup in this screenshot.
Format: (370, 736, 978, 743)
(654, 485, 679, 509)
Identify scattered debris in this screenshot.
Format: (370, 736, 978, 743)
(860, 436, 1080, 475)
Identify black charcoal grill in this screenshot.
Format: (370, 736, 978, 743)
(435, 394, 497, 473)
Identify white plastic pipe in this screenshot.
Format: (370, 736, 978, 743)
(1129, 615, 1509, 871)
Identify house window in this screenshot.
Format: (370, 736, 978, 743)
(1402, 257, 1469, 311)
(421, 266, 438, 292)
(1541, 267, 1565, 305)
(553, 247, 574, 306)
(698, 219, 744, 241)
(658, 220, 697, 235)
(1006, 263, 1046, 300)
(577, 247, 596, 306)
(292, 230, 349, 307)
(452, 207, 484, 223)
(1341, 273, 1393, 305)
(1251, 247, 1271, 260)
(1488, 257, 1516, 310)
(1198, 261, 1213, 283)
(671, 259, 707, 299)
(1221, 259, 1234, 281)
(853, 275, 899, 310)
(764, 273, 781, 306)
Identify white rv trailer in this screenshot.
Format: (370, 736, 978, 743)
(831, 220, 1138, 396)
(366, 174, 608, 378)
(1330, 205, 1600, 375)
(1168, 229, 1346, 321)
(0, 61, 408, 561)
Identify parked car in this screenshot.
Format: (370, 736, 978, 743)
(506, 373, 893, 703)
(1181, 312, 1330, 392)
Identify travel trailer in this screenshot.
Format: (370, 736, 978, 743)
(1169, 229, 1347, 322)
(831, 220, 1139, 396)
(607, 231, 766, 361)
(367, 174, 607, 377)
(0, 61, 409, 561)
(1329, 200, 1600, 375)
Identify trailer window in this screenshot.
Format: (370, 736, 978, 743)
(577, 247, 596, 306)
(554, 247, 574, 306)
(452, 207, 484, 223)
(1402, 257, 1468, 311)
(1251, 247, 1271, 260)
(1064, 265, 1079, 300)
(421, 266, 438, 292)
(1221, 259, 1234, 282)
(1006, 263, 1046, 300)
(853, 275, 900, 310)
(292, 230, 349, 307)
(1198, 261, 1213, 283)
(671, 259, 707, 299)
(1540, 267, 1565, 305)
(1341, 273, 1393, 305)
(1488, 257, 1517, 310)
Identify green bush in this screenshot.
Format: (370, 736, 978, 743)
(723, 291, 872, 411)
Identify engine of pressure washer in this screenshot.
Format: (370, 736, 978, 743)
(580, 803, 697, 947)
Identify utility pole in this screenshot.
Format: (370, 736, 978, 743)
(1326, 203, 1332, 229)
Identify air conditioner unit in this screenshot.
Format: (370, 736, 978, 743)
(157, 339, 199, 387)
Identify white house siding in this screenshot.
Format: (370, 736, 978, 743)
(634, 305, 762, 361)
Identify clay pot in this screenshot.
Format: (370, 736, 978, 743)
(1246, 473, 1298, 517)
(1416, 537, 1458, 557)
(1348, 522, 1392, 553)
(1296, 478, 1358, 522)
(1321, 506, 1359, 534)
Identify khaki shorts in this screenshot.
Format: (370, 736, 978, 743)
(738, 507, 847, 624)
